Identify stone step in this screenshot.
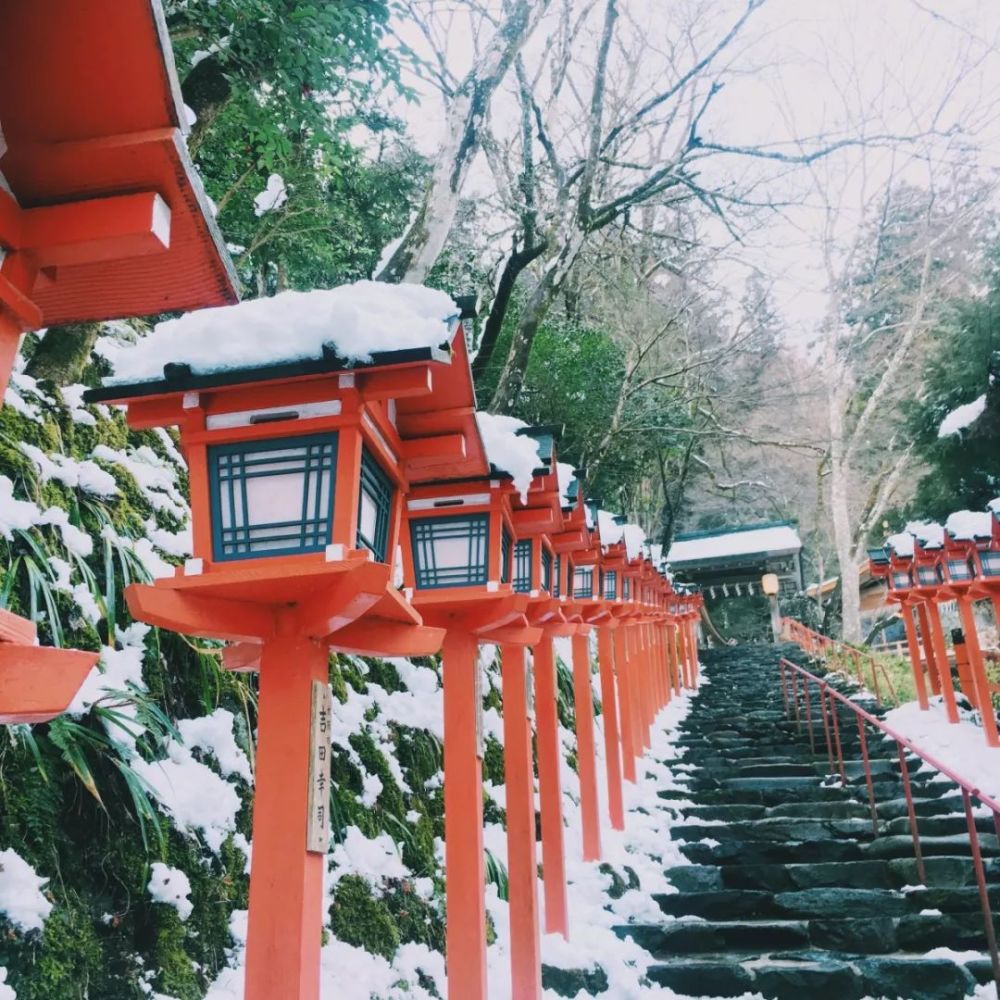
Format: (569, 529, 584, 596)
(681, 832, 1000, 866)
(671, 816, 877, 843)
(666, 856, 1000, 893)
(618, 910, 995, 956)
(646, 952, 979, 999)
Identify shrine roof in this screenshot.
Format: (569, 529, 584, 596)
(667, 521, 801, 566)
(0, 0, 237, 324)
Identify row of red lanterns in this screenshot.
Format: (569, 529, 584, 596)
(81, 302, 703, 1000)
(868, 507, 1000, 748)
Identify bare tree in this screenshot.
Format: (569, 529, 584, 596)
(375, 0, 552, 283)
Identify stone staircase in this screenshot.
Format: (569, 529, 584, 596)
(619, 644, 1000, 999)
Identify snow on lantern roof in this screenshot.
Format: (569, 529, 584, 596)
(102, 282, 459, 387)
(475, 411, 542, 501)
(666, 522, 801, 565)
(945, 510, 993, 541)
(989, 497, 1000, 514)
(597, 509, 624, 547)
(622, 523, 647, 561)
(937, 394, 986, 438)
(556, 462, 576, 508)
(886, 532, 914, 558)
(905, 520, 944, 550)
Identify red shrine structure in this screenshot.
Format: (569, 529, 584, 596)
(0, 0, 237, 723)
(88, 300, 480, 1000)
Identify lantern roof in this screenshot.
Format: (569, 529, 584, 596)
(0, 0, 237, 326)
(905, 520, 944, 551)
(944, 510, 992, 543)
(475, 412, 543, 500)
(86, 286, 489, 486)
(98, 282, 461, 389)
(886, 531, 915, 559)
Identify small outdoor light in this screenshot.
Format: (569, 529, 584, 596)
(761, 572, 780, 596)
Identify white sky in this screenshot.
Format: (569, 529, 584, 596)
(391, 0, 1000, 338)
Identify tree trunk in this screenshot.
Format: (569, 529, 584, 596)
(375, 0, 549, 285)
(24, 322, 102, 385)
(488, 270, 558, 413)
(487, 232, 583, 413)
(827, 360, 862, 642)
(471, 242, 546, 381)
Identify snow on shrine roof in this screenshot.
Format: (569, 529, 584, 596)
(666, 522, 801, 565)
(475, 412, 542, 501)
(905, 520, 944, 550)
(597, 510, 624, 547)
(945, 510, 993, 541)
(102, 283, 459, 386)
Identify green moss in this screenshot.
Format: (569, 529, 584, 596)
(362, 656, 404, 693)
(329, 875, 400, 960)
(380, 878, 444, 951)
(150, 909, 200, 1000)
(11, 902, 106, 1000)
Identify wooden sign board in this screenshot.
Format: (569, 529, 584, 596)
(307, 679, 333, 853)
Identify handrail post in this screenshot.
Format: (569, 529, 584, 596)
(896, 740, 925, 884)
(962, 789, 1000, 988)
(803, 679, 815, 754)
(819, 684, 836, 776)
(856, 716, 879, 837)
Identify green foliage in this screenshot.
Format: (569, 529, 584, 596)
(329, 875, 400, 960)
(902, 285, 1000, 519)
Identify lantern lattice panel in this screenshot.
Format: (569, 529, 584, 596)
(208, 432, 338, 560)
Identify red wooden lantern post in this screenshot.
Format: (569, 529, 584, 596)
(564, 503, 626, 831)
(400, 428, 538, 1000)
(551, 474, 605, 860)
(620, 553, 651, 759)
(888, 530, 961, 723)
(973, 500, 1000, 636)
(869, 545, 931, 711)
(86, 290, 482, 1000)
(0, 0, 238, 724)
(942, 514, 999, 747)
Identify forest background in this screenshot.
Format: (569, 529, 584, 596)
(24, 1, 1000, 636)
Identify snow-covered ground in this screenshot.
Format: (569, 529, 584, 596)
(883, 696, 1000, 804)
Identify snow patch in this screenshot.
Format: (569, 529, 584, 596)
(945, 510, 992, 541)
(938, 393, 986, 437)
(148, 863, 193, 921)
(0, 849, 52, 932)
(253, 173, 287, 216)
(177, 709, 252, 783)
(475, 412, 541, 501)
(103, 283, 459, 385)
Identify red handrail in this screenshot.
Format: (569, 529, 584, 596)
(779, 656, 1000, 987)
(781, 617, 898, 705)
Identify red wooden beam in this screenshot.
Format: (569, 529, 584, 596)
(0, 645, 98, 724)
(21, 191, 171, 267)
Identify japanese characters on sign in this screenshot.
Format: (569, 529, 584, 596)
(307, 679, 333, 853)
